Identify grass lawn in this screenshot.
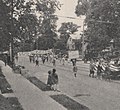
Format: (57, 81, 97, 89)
(0, 71, 13, 94)
(0, 95, 24, 110)
(27, 76, 89, 110)
(7, 97, 24, 110)
(0, 94, 13, 110)
(0, 67, 23, 110)
(51, 94, 90, 110)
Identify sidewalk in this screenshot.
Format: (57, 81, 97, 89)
(0, 61, 66, 110)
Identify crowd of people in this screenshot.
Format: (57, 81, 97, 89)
(29, 54, 52, 65)
(89, 57, 120, 80)
(28, 53, 71, 67)
(28, 54, 63, 91)
(28, 53, 79, 91)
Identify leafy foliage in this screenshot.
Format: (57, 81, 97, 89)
(0, 0, 39, 51)
(37, 37, 55, 50)
(0, 0, 12, 51)
(54, 40, 67, 50)
(0, 0, 60, 51)
(36, 0, 61, 49)
(75, 0, 91, 16)
(58, 22, 78, 42)
(58, 22, 78, 34)
(75, 0, 120, 52)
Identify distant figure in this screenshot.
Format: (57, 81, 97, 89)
(71, 59, 76, 66)
(52, 58, 56, 66)
(104, 64, 111, 81)
(15, 53, 18, 62)
(42, 56, 45, 64)
(62, 57, 65, 65)
(49, 55, 52, 63)
(7, 55, 10, 65)
(46, 55, 48, 62)
(4, 54, 7, 66)
(29, 56, 32, 63)
(97, 62, 103, 79)
(73, 65, 78, 77)
(89, 60, 95, 77)
(35, 57, 39, 66)
(33, 55, 35, 63)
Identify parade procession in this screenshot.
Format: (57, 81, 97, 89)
(1, 0, 120, 110)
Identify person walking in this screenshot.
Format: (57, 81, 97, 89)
(73, 65, 78, 77)
(49, 54, 52, 63)
(33, 55, 35, 63)
(62, 57, 65, 65)
(46, 55, 48, 62)
(71, 59, 76, 66)
(42, 55, 45, 64)
(4, 54, 7, 66)
(15, 53, 18, 62)
(52, 58, 56, 66)
(97, 62, 103, 79)
(35, 56, 39, 66)
(29, 55, 32, 63)
(89, 59, 95, 77)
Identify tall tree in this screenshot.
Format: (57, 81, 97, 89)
(0, 0, 39, 51)
(0, 0, 13, 51)
(36, 0, 61, 49)
(58, 22, 78, 43)
(75, 0, 120, 52)
(0, 0, 61, 51)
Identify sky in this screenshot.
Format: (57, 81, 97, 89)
(31, 0, 85, 38)
(56, 0, 85, 38)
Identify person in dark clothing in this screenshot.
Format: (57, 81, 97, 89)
(7, 55, 10, 65)
(42, 56, 45, 64)
(71, 59, 76, 66)
(15, 54, 18, 62)
(104, 64, 111, 81)
(52, 68, 58, 91)
(33, 55, 35, 63)
(46, 55, 48, 62)
(4, 55, 7, 66)
(89, 60, 95, 77)
(73, 65, 78, 77)
(97, 63, 103, 79)
(35, 59, 39, 66)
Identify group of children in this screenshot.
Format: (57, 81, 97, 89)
(47, 68, 59, 91)
(46, 64, 78, 91)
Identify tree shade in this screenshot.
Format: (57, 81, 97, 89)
(75, 0, 120, 52)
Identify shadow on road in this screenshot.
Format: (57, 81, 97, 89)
(74, 94, 91, 97)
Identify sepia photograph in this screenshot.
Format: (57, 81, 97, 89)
(0, 0, 120, 110)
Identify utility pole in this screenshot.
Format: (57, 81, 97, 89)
(10, 0, 14, 68)
(82, 20, 85, 60)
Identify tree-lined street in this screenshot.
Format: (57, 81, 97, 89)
(15, 55, 120, 110)
(1, 0, 120, 110)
